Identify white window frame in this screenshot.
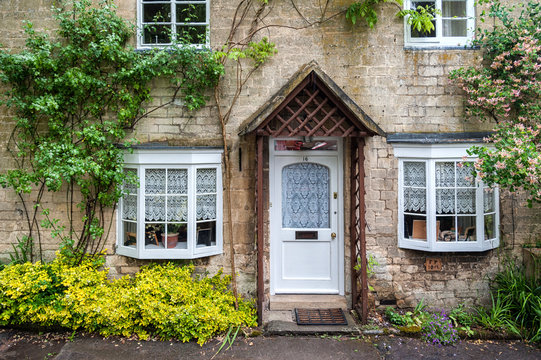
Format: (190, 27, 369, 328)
(404, 0, 475, 48)
(116, 149, 223, 259)
(393, 143, 499, 252)
(137, 0, 210, 49)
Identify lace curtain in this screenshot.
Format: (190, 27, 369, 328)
(122, 168, 138, 221)
(197, 169, 216, 220)
(282, 163, 329, 228)
(403, 162, 426, 213)
(145, 168, 189, 222)
(435, 162, 475, 214)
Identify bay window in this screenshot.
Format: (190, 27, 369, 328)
(117, 149, 223, 259)
(394, 143, 499, 252)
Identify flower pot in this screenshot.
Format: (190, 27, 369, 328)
(161, 233, 179, 249)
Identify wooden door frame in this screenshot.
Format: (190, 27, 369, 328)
(268, 137, 344, 296)
(255, 136, 368, 324)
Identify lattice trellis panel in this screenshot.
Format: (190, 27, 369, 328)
(351, 140, 362, 310)
(258, 84, 364, 137)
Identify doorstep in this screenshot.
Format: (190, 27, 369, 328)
(269, 295, 347, 311)
(264, 295, 360, 335)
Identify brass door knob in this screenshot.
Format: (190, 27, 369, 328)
(331, 232, 336, 240)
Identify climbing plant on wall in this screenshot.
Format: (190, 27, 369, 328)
(0, 0, 438, 267)
(0, 0, 223, 262)
(449, 0, 541, 206)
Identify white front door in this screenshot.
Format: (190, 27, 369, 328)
(270, 138, 343, 295)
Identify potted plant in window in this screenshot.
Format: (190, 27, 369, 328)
(161, 232, 179, 248)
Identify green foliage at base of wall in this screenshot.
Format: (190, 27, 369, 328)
(0, 256, 256, 344)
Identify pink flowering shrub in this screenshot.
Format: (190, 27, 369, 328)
(449, 0, 541, 205)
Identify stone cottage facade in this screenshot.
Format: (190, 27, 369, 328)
(1, 0, 539, 323)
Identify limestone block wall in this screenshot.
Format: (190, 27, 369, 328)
(0, 0, 538, 309)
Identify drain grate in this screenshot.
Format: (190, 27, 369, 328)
(295, 308, 348, 326)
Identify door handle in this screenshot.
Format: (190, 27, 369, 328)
(331, 232, 336, 240)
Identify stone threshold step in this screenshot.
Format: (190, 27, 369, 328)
(270, 295, 347, 311)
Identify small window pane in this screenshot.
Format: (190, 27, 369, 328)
(197, 221, 216, 247)
(146, 169, 166, 194)
(437, 216, 456, 242)
(456, 163, 474, 187)
(457, 216, 476, 241)
(123, 168, 138, 194)
(403, 162, 425, 187)
(176, 25, 207, 44)
(196, 194, 216, 220)
(122, 195, 138, 221)
(196, 168, 216, 193)
(485, 214, 496, 240)
(167, 195, 188, 221)
(145, 223, 164, 249)
(176, 3, 206, 23)
(143, 3, 171, 22)
(404, 188, 426, 213)
(274, 140, 338, 151)
(442, 0, 466, 17)
(484, 188, 495, 213)
(456, 188, 475, 214)
(123, 221, 137, 247)
(436, 188, 455, 214)
(168, 169, 188, 194)
(405, 215, 427, 241)
(145, 195, 166, 221)
(143, 25, 172, 44)
(410, 1, 436, 38)
(436, 162, 455, 187)
(164, 223, 188, 249)
(443, 19, 467, 37)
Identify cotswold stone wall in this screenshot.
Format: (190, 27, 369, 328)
(0, 0, 538, 309)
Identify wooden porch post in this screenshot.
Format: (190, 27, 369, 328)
(256, 136, 264, 325)
(350, 137, 368, 323)
(349, 139, 358, 314)
(357, 137, 368, 324)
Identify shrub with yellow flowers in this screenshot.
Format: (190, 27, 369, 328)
(0, 254, 256, 344)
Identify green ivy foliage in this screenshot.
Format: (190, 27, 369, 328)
(0, 255, 256, 344)
(0, 0, 224, 258)
(346, 0, 437, 33)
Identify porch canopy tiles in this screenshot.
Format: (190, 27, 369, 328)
(239, 62, 385, 324)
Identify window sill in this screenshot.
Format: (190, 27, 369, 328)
(404, 45, 479, 51)
(399, 238, 499, 252)
(135, 44, 210, 52)
(116, 244, 222, 259)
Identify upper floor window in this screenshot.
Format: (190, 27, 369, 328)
(137, 0, 209, 48)
(393, 143, 499, 252)
(404, 0, 474, 48)
(117, 149, 223, 259)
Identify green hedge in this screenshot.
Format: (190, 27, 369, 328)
(0, 255, 256, 344)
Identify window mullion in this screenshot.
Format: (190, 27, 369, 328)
(171, 0, 176, 42)
(475, 179, 483, 249)
(137, 166, 145, 258)
(436, 0, 443, 42)
(398, 160, 405, 245)
(188, 165, 196, 257)
(427, 160, 436, 251)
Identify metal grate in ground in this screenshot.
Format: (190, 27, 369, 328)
(294, 308, 348, 326)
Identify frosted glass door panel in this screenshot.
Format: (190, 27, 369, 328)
(282, 163, 330, 228)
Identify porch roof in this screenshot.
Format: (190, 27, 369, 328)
(238, 61, 385, 137)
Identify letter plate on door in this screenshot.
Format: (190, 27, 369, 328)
(295, 231, 318, 240)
